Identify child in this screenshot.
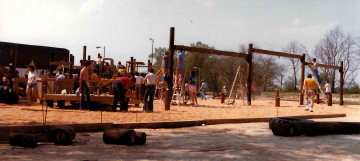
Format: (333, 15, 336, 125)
(324, 80, 331, 95)
(91, 70, 99, 93)
(189, 70, 198, 107)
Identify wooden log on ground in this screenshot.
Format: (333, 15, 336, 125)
(103, 128, 136, 145)
(9, 133, 37, 147)
(53, 126, 76, 145)
(134, 131, 146, 145)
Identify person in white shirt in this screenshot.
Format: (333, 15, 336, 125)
(324, 80, 331, 94)
(134, 72, 143, 99)
(96, 53, 102, 76)
(143, 68, 158, 112)
(26, 65, 41, 106)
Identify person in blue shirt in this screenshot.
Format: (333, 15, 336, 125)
(188, 70, 198, 107)
(176, 48, 185, 93)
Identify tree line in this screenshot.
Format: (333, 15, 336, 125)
(149, 26, 360, 94)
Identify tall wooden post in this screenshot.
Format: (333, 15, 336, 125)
(10, 49, 17, 75)
(275, 89, 280, 107)
(130, 57, 134, 74)
(246, 44, 253, 105)
(50, 53, 54, 73)
(82, 46, 86, 66)
(147, 59, 151, 71)
(88, 55, 91, 60)
(165, 27, 175, 110)
(300, 54, 305, 105)
(70, 54, 74, 78)
(339, 61, 344, 106)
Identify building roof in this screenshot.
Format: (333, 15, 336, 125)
(0, 41, 69, 55)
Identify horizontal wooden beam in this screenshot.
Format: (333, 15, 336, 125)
(50, 62, 73, 66)
(253, 48, 303, 59)
(317, 64, 341, 70)
(126, 61, 145, 65)
(175, 45, 248, 58)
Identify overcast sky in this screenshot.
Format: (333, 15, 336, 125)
(1, 0, 359, 82)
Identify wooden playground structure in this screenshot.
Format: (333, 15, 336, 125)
(163, 27, 344, 110)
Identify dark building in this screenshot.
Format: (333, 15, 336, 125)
(0, 41, 69, 70)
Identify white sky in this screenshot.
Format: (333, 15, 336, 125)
(1, 0, 359, 83)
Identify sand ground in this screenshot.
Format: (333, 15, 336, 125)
(0, 97, 359, 125)
(0, 116, 359, 161)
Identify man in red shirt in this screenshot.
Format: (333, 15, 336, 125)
(112, 76, 135, 112)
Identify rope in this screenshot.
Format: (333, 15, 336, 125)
(110, 145, 122, 161)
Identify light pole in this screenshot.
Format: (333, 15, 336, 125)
(96, 46, 105, 59)
(149, 38, 154, 64)
(194, 67, 200, 88)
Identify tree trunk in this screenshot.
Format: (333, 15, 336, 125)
(9, 133, 37, 147)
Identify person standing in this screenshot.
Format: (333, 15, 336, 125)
(134, 72, 143, 99)
(189, 70, 198, 107)
(96, 54, 102, 76)
(143, 68, 158, 112)
(79, 62, 92, 110)
(200, 80, 209, 100)
(302, 73, 317, 112)
(26, 65, 41, 106)
(175, 48, 185, 93)
(112, 76, 134, 112)
(324, 80, 331, 95)
(310, 58, 322, 84)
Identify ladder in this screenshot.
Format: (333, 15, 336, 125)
(304, 54, 328, 104)
(227, 66, 246, 105)
(171, 70, 187, 105)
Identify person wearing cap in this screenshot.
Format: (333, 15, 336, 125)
(200, 80, 209, 100)
(302, 73, 317, 112)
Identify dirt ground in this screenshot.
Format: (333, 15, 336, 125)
(0, 116, 359, 161)
(0, 97, 359, 125)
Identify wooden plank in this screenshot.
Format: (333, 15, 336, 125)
(318, 64, 341, 70)
(126, 61, 145, 65)
(44, 94, 140, 104)
(253, 48, 303, 59)
(50, 62, 73, 66)
(175, 45, 248, 58)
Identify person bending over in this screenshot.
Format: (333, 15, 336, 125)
(112, 76, 135, 112)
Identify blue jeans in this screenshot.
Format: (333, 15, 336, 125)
(143, 85, 155, 111)
(80, 81, 91, 110)
(201, 89, 206, 100)
(314, 69, 322, 84)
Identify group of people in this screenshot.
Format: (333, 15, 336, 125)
(302, 58, 332, 112)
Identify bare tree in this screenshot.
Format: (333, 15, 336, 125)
(313, 26, 359, 90)
(282, 41, 302, 91)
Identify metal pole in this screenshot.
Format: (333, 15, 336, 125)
(152, 41, 154, 64)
